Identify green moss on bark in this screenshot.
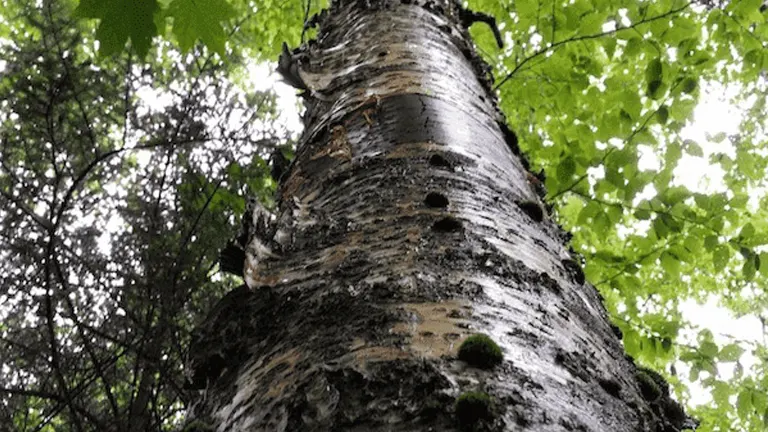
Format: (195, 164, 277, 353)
(458, 334, 503, 369)
(455, 391, 493, 428)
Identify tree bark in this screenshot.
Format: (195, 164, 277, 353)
(188, 1, 695, 430)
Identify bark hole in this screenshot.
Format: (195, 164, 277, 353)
(516, 200, 544, 222)
(431, 217, 462, 233)
(561, 258, 586, 285)
(428, 154, 453, 170)
(424, 192, 449, 208)
(598, 377, 622, 398)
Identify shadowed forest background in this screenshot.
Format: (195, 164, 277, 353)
(0, 0, 767, 430)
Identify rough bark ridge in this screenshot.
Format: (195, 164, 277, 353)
(188, 0, 695, 430)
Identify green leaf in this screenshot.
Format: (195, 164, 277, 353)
(578, 201, 602, 224)
(168, 0, 236, 55)
(620, 91, 642, 120)
(595, 210, 612, 233)
(634, 209, 651, 220)
(731, 193, 750, 210)
(737, 222, 756, 240)
(580, 12, 604, 34)
(652, 216, 670, 239)
(76, 0, 159, 57)
(664, 17, 699, 45)
(710, 132, 727, 143)
(713, 245, 730, 273)
(670, 243, 693, 263)
(647, 80, 664, 99)
(665, 141, 683, 166)
(557, 156, 576, 183)
(683, 139, 703, 157)
(689, 365, 700, 382)
(660, 251, 680, 278)
(515, 0, 538, 19)
(662, 213, 682, 233)
(669, 98, 697, 121)
(624, 37, 644, 57)
(700, 340, 718, 359)
(683, 235, 702, 254)
(227, 162, 242, 177)
(754, 391, 768, 415)
(656, 105, 669, 125)
(661, 186, 690, 205)
(718, 343, 744, 362)
(712, 379, 731, 406)
(704, 235, 719, 251)
(737, 389, 753, 420)
(681, 77, 697, 94)
(743, 255, 757, 280)
(602, 36, 617, 58)
(645, 58, 663, 83)
(694, 193, 710, 209)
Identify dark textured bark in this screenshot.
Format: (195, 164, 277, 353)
(188, 1, 695, 430)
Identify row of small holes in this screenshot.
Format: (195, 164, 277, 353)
(427, 154, 461, 232)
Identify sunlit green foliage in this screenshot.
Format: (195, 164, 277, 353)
(70, 0, 321, 58)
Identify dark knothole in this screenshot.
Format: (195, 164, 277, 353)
(378, 50, 388, 57)
(424, 192, 449, 208)
(455, 391, 494, 427)
(457, 334, 503, 369)
(429, 154, 453, 170)
(561, 258, 585, 285)
(432, 216, 462, 233)
(610, 323, 623, 340)
(219, 242, 246, 277)
(598, 377, 622, 398)
(526, 171, 547, 199)
(516, 200, 544, 222)
(498, 121, 519, 155)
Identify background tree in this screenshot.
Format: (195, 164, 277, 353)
(0, 1, 286, 430)
(0, 0, 766, 430)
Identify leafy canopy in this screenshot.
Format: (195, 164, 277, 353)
(72, 0, 313, 58)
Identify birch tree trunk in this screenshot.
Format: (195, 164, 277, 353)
(188, 1, 696, 430)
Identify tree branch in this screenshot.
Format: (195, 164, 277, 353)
(495, 1, 694, 90)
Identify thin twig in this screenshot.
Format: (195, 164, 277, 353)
(495, 1, 694, 90)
